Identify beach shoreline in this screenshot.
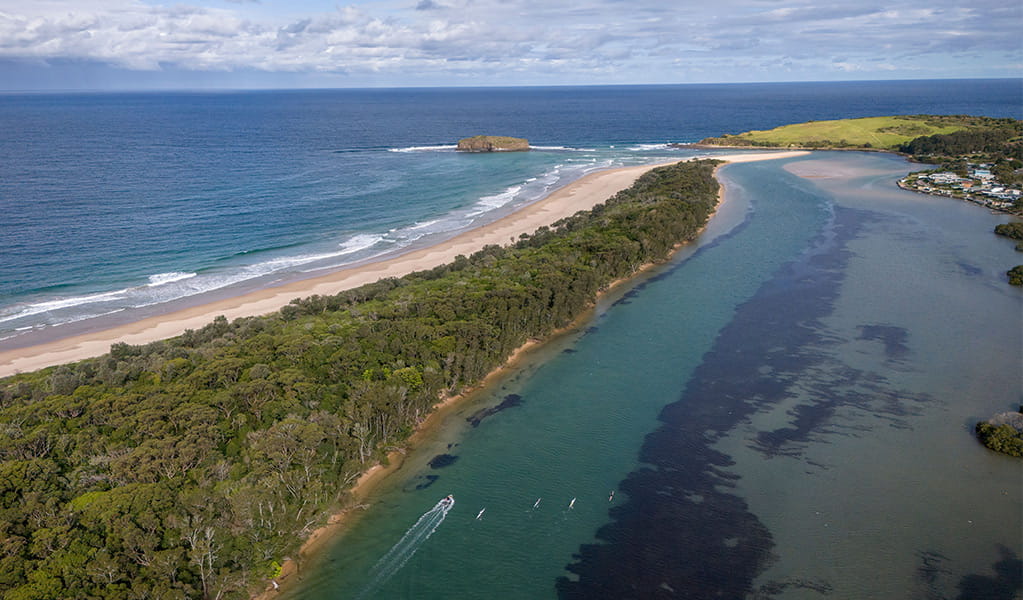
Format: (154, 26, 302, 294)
(247, 150, 805, 598)
(0, 151, 805, 379)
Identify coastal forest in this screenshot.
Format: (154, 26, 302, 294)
(898, 117, 1023, 186)
(0, 160, 720, 599)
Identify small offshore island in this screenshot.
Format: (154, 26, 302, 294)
(456, 135, 529, 152)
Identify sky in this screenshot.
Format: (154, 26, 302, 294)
(0, 0, 1020, 90)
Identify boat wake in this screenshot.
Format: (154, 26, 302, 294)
(356, 497, 454, 598)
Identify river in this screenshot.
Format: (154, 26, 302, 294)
(281, 151, 1021, 599)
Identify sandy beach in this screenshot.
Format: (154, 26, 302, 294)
(0, 150, 805, 379)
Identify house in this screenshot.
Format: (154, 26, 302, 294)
(928, 172, 960, 184)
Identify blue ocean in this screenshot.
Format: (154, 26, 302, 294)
(0, 79, 1019, 346)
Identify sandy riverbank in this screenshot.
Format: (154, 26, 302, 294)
(0, 150, 805, 379)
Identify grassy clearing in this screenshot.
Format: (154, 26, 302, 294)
(701, 116, 968, 149)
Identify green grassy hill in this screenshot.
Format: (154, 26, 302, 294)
(699, 115, 995, 150)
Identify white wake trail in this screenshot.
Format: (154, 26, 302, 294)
(356, 498, 453, 598)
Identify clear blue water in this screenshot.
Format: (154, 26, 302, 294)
(0, 80, 1020, 345)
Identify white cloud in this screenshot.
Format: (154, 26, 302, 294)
(0, 0, 1018, 87)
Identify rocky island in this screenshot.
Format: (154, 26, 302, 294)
(457, 135, 529, 152)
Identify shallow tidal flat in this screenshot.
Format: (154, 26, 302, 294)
(283, 151, 1021, 599)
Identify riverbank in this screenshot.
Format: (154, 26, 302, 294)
(252, 332, 552, 598)
(250, 151, 804, 599)
(0, 151, 805, 379)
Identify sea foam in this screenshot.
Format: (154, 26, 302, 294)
(532, 145, 598, 152)
(0, 289, 130, 325)
(628, 143, 679, 152)
(388, 145, 458, 153)
(147, 272, 197, 287)
(0, 149, 663, 338)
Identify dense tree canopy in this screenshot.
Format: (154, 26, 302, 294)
(994, 222, 1023, 241)
(898, 121, 1023, 160)
(976, 421, 1023, 457)
(0, 160, 721, 599)
(1007, 266, 1023, 287)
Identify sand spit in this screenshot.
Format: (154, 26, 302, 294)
(0, 151, 806, 378)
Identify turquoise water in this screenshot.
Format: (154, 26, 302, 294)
(281, 152, 1020, 598)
